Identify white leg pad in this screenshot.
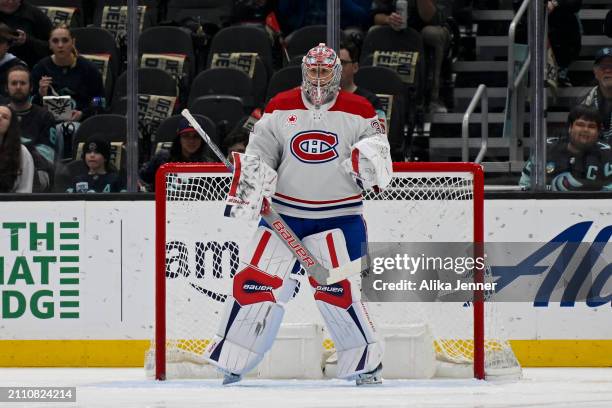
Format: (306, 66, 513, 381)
(205, 298, 285, 375)
(204, 225, 300, 376)
(317, 300, 384, 378)
(303, 229, 384, 379)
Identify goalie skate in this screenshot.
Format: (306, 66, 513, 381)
(222, 372, 242, 385)
(355, 363, 383, 386)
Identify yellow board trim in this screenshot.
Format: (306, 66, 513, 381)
(509, 340, 612, 367)
(0, 340, 611, 367)
(0, 340, 150, 367)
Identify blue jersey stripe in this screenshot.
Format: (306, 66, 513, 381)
(271, 197, 363, 212)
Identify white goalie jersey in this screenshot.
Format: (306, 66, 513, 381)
(246, 87, 389, 219)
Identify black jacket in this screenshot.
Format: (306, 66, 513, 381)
(520, 137, 612, 191)
(371, 0, 452, 32)
(0, 2, 53, 67)
(31, 56, 105, 120)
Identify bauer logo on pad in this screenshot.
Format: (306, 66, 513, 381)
(233, 266, 283, 306)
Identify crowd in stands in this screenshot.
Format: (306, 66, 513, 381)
(0, 0, 609, 193)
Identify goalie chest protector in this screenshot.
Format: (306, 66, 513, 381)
(246, 87, 384, 219)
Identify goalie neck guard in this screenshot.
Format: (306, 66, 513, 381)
(301, 43, 341, 108)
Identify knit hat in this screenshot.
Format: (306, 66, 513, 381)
(82, 136, 111, 162)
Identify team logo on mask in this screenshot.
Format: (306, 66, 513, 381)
(290, 130, 339, 163)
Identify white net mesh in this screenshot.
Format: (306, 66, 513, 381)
(152, 164, 521, 379)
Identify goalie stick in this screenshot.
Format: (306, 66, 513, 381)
(181, 109, 365, 284)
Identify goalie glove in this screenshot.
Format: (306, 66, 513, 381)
(225, 152, 277, 221)
(342, 136, 392, 192)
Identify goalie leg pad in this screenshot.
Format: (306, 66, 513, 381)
(204, 226, 299, 375)
(205, 298, 286, 375)
(303, 229, 383, 379)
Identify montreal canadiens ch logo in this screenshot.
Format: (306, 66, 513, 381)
(290, 130, 339, 163)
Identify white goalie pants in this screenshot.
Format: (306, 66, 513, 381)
(204, 214, 383, 379)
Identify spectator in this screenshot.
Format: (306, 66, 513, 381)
(0, 0, 52, 68)
(340, 39, 407, 161)
(372, 0, 452, 113)
(31, 24, 105, 123)
(0, 23, 26, 97)
(0, 104, 33, 192)
(139, 117, 216, 191)
(7, 65, 56, 191)
(232, 1, 285, 69)
(277, 0, 373, 34)
(578, 48, 612, 143)
(519, 105, 612, 191)
(66, 135, 125, 193)
(339, 40, 384, 118)
(232, 0, 274, 25)
(546, 0, 582, 87)
(224, 119, 250, 163)
(7, 65, 56, 164)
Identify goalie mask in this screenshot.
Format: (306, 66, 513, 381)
(301, 43, 342, 108)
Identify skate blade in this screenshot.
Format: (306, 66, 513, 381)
(222, 373, 242, 385)
(355, 363, 383, 386)
(355, 375, 382, 386)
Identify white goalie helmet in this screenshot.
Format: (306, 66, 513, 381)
(301, 43, 342, 107)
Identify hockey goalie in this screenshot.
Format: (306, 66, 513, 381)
(203, 43, 393, 386)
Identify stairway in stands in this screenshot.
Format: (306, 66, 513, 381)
(420, 0, 610, 179)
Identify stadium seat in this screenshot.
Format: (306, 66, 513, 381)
(188, 68, 254, 108)
(72, 27, 119, 101)
(112, 69, 179, 154)
(166, 0, 232, 29)
(113, 68, 178, 103)
(207, 25, 274, 77)
(265, 66, 301, 103)
(71, 114, 126, 160)
(138, 26, 196, 87)
(285, 25, 326, 60)
(355, 66, 407, 161)
(30, 0, 85, 27)
(285, 25, 339, 61)
(360, 25, 425, 142)
(206, 25, 275, 107)
(189, 96, 246, 143)
(360, 25, 425, 101)
(92, 0, 158, 29)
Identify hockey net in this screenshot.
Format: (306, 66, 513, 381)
(149, 162, 521, 381)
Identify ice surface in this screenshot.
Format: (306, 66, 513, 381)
(0, 368, 610, 408)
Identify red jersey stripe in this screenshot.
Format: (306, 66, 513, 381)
(274, 192, 362, 205)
